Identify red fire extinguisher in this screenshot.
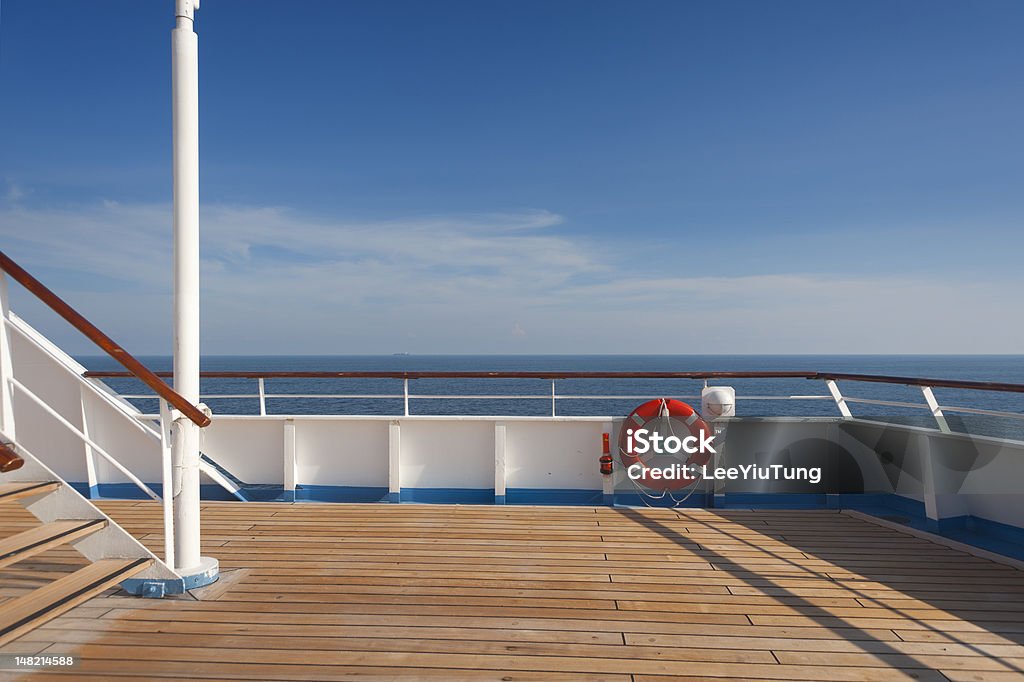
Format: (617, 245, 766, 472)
(599, 432, 613, 475)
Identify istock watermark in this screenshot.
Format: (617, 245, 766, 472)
(616, 398, 824, 504)
(626, 462, 822, 484)
(624, 427, 717, 456)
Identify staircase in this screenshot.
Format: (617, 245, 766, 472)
(0, 251, 221, 646)
(0, 441, 173, 646)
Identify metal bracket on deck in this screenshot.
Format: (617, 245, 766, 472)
(137, 581, 168, 599)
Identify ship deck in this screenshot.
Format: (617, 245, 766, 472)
(3, 501, 1024, 681)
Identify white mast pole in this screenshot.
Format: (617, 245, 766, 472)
(171, 0, 205, 576)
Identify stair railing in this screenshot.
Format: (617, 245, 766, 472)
(0, 250, 210, 569)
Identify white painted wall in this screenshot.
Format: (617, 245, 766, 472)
(200, 418, 284, 485)
(505, 420, 604, 490)
(198, 416, 610, 492)
(294, 418, 389, 487)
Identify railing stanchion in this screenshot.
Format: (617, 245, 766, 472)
(551, 379, 557, 417)
(388, 421, 401, 503)
(283, 419, 297, 501)
(494, 422, 506, 504)
(403, 378, 410, 416)
(158, 399, 176, 570)
(921, 385, 951, 433)
(0, 274, 16, 438)
(258, 378, 267, 416)
(79, 384, 99, 498)
(825, 379, 853, 418)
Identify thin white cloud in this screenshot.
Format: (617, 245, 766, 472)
(1, 200, 1021, 354)
(4, 183, 25, 203)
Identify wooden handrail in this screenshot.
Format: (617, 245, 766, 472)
(79, 369, 1024, 394)
(0, 251, 210, 427)
(0, 441, 24, 473)
(814, 373, 1024, 395)
(84, 370, 818, 380)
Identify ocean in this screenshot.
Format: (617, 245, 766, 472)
(79, 355, 1024, 438)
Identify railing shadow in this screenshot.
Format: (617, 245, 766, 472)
(613, 505, 1024, 676)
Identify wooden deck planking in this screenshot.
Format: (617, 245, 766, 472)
(0, 501, 1021, 680)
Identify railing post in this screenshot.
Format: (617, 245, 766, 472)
(825, 379, 853, 418)
(403, 378, 410, 416)
(919, 432, 942, 527)
(283, 418, 296, 501)
(494, 422, 506, 504)
(388, 421, 401, 503)
(158, 399, 176, 570)
(79, 385, 99, 499)
(551, 379, 556, 417)
(258, 377, 267, 416)
(0, 273, 16, 438)
(921, 385, 951, 433)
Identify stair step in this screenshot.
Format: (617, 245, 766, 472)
(0, 519, 106, 570)
(0, 481, 60, 504)
(0, 557, 152, 646)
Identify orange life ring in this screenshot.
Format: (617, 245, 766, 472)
(617, 398, 713, 491)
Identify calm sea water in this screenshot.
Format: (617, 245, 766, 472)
(79, 355, 1024, 438)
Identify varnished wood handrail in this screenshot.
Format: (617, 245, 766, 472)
(0, 441, 24, 473)
(79, 369, 1024, 394)
(814, 373, 1024, 395)
(0, 251, 210, 427)
(84, 370, 819, 380)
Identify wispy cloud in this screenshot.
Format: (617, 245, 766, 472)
(3, 182, 25, 203)
(1, 200, 1021, 354)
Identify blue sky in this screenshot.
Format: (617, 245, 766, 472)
(1, 0, 1023, 354)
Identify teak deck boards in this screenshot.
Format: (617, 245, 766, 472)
(1, 501, 1023, 681)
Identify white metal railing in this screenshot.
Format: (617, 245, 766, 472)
(0, 312, 175, 565)
(104, 373, 1024, 432)
(158, 398, 176, 569)
(7, 376, 161, 500)
(0, 271, 210, 571)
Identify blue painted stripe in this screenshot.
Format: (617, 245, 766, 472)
(68, 482, 239, 501)
(295, 486, 390, 503)
(121, 564, 219, 597)
(716, 493, 828, 509)
(120, 576, 185, 597)
(400, 488, 495, 504)
(68, 482, 90, 497)
(612, 491, 709, 508)
(505, 488, 603, 505)
(913, 514, 1024, 562)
